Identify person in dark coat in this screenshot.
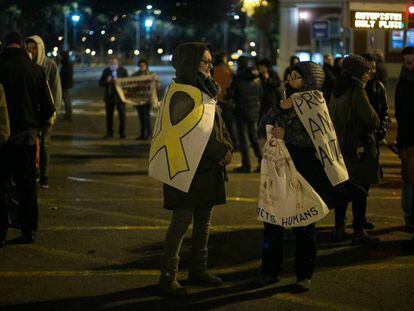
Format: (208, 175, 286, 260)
(60, 51, 74, 121)
(159, 42, 233, 296)
(99, 56, 128, 139)
(373, 49, 388, 89)
(0, 32, 55, 246)
(230, 56, 263, 173)
(395, 47, 414, 239)
(321, 54, 336, 104)
(131, 59, 159, 140)
(333, 57, 343, 78)
(283, 55, 300, 81)
(258, 58, 282, 121)
(329, 55, 380, 244)
(257, 61, 328, 292)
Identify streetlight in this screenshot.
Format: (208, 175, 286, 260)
(146, 4, 153, 10)
(71, 14, 81, 51)
(145, 18, 154, 28)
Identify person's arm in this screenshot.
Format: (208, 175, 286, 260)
(353, 87, 380, 131)
(0, 85, 10, 144)
(49, 61, 63, 112)
(376, 82, 389, 141)
(99, 69, 110, 87)
(395, 82, 408, 149)
(38, 70, 56, 127)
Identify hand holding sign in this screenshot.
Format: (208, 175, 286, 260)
(271, 126, 285, 140)
(280, 98, 293, 110)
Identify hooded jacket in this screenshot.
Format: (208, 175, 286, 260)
(0, 84, 10, 144)
(261, 61, 325, 148)
(163, 42, 233, 209)
(0, 47, 55, 145)
(27, 35, 62, 112)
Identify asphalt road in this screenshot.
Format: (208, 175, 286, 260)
(0, 67, 413, 311)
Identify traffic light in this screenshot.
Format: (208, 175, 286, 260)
(408, 5, 414, 29)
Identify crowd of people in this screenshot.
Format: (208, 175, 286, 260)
(0, 29, 413, 298)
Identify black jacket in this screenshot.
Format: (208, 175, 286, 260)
(322, 63, 336, 104)
(99, 66, 128, 102)
(0, 48, 55, 145)
(365, 77, 389, 142)
(230, 68, 262, 122)
(60, 61, 73, 90)
(260, 71, 281, 118)
(395, 66, 414, 149)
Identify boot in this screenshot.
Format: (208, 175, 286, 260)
(158, 256, 187, 296)
(188, 249, 223, 286)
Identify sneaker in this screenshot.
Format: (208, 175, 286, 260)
(294, 279, 311, 292)
(233, 166, 251, 173)
(188, 270, 223, 287)
(352, 230, 379, 246)
(363, 220, 375, 230)
(39, 180, 49, 189)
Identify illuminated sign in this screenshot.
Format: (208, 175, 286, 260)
(351, 11, 405, 29)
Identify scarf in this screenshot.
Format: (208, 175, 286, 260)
(196, 72, 220, 99)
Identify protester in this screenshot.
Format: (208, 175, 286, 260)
(132, 59, 159, 140)
(0, 84, 10, 145)
(213, 51, 238, 151)
(330, 55, 380, 244)
(333, 56, 343, 79)
(373, 49, 388, 89)
(0, 31, 55, 245)
(283, 55, 300, 81)
(361, 53, 390, 229)
(395, 47, 414, 238)
(230, 56, 263, 173)
(157, 42, 233, 295)
(258, 61, 334, 291)
(60, 51, 74, 122)
(26, 35, 62, 189)
(258, 58, 282, 121)
(99, 56, 128, 139)
(321, 53, 336, 104)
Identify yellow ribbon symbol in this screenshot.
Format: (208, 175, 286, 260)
(150, 83, 204, 179)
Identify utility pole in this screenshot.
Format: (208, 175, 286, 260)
(63, 12, 69, 51)
(135, 11, 141, 64)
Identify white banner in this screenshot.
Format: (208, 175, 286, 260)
(148, 83, 216, 192)
(258, 126, 329, 227)
(291, 90, 349, 186)
(115, 75, 158, 106)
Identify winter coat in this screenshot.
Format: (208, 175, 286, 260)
(260, 71, 281, 118)
(0, 47, 55, 145)
(395, 66, 414, 150)
(322, 63, 336, 104)
(163, 42, 233, 209)
(230, 68, 262, 122)
(365, 77, 389, 142)
(60, 60, 73, 90)
(99, 66, 128, 103)
(329, 74, 380, 185)
(0, 84, 10, 144)
(27, 35, 63, 112)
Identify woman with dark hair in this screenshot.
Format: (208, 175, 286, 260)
(157, 42, 233, 296)
(283, 55, 300, 81)
(258, 58, 282, 120)
(132, 59, 159, 140)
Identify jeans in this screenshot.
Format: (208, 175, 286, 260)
(261, 222, 316, 280)
(105, 99, 126, 136)
(236, 119, 262, 168)
(62, 89, 72, 121)
(0, 143, 38, 239)
(164, 207, 213, 260)
(335, 184, 370, 231)
(39, 124, 53, 183)
(135, 104, 152, 138)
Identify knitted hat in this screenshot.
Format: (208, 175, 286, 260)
(342, 54, 372, 79)
(292, 61, 325, 91)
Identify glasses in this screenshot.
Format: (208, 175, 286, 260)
(200, 59, 213, 67)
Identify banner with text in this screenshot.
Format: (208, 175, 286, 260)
(115, 74, 158, 106)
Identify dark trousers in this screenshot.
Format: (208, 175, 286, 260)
(221, 108, 239, 150)
(236, 119, 262, 168)
(62, 89, 72, 121)
(135, 104, 152, 138)
(261, 222, 316, 280)
(335, 184, 370, 231)
(105, 99, 126, 136)
(39, 124, 53, 183)
(0, 144, 38, 239)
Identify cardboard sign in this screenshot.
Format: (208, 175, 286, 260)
(148, 83, 216, 192)
(291, 90, 349, 186)
(115, 75, 157, 106)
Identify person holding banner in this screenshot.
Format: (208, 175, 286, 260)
(150, 42, 233, 296)
(132, 59, 160, 140)
(329, 55, 380, 245)
(257, 61, 336, 291)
